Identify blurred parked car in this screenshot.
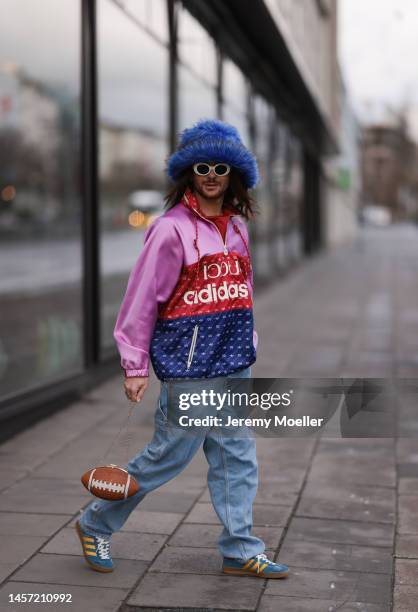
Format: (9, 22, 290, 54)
(127, 190, 165, 229)
(360, 205, 392, 227)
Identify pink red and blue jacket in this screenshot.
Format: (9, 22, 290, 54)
(113, 189, 258, 381)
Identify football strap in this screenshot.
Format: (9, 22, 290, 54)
(98, 399, 136, 466)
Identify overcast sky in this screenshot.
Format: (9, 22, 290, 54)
(338, 0, 418, 129)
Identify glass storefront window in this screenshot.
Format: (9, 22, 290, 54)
(98, 0, 169, 353)
(252, 95, 274, 282)
(178, 8, 217, 88)
(222, 59, 247, 115)
(282, 131, 303, 261)
(118, 0, 169, 44)
(222, 59, 250, 146)
(0, 1, 82, 399)
(271, 120, 304, 270)
(250, 94, 304, 279)
(222, 105, 250, 148)
(178, 65, 217, 132)
(177, 9, 218, 133)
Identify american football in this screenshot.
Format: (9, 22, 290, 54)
(81, 464, 140, 501)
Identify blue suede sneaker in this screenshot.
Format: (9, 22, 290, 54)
(75, 520, 114, 573)
(222, 553, 289, 578)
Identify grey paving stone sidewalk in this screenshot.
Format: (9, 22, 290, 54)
(1, 225, 418, 611)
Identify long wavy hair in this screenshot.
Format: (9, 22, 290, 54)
(164, 167, 258, 221)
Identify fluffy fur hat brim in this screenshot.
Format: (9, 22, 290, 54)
(166, 120, 259, 188)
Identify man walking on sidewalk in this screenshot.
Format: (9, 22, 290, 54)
(76, 119, 289, 580)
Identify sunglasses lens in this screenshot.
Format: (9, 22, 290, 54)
(215, 164, 229, 176)
(195, 163, 210, 175)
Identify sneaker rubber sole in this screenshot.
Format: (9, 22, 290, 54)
(222, 567, 289, 578)
(75, 520, 114, 573)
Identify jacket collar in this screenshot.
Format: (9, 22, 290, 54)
(179, 188, 252, 281)
(181, 188, 239, 222)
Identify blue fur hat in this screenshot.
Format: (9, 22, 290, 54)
(166, 118, 259, 188)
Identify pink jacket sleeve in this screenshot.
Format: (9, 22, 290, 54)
(113, 217, 184, 377)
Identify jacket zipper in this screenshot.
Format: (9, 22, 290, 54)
(185, 194, 234, 255)
(186, 324, 199, 370)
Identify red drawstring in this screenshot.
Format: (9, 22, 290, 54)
(192, 215, 201, 284)
(231, 222, 251, 259)
(189, 204, 253, 290)
(231, 222, 253, 286)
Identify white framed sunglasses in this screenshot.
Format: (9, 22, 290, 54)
(193, 162, 231, 177)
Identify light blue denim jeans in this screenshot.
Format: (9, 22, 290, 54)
(79, 365, 265, 561)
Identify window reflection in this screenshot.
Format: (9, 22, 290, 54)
(271, 124, 303, 268)
(98, 0, 169, 352)
(252, 95, 273, 282)
(223, 59, 247, 115)
(251, 94, 304, 280)
(282, 130, 303, 262)
(222, 59, 250, 146)
(178, 65, 217, 132)
(178, 8, 217, 88)
(117, 0, 169, 44)
(0, 1, 82, 399)
(177, 9, 218, 133)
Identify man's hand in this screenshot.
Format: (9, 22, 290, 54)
(124, 376, 148, 403)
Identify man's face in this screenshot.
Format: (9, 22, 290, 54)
(192, 161, 230, 200)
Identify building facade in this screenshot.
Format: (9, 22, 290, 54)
(0, 0, 339, 435)
(361, 118, 418, 221)
(323, 71, 361, 246)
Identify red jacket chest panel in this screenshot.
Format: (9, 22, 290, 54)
(159, 251, 252, 319)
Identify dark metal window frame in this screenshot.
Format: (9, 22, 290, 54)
(82, 0, 100, 368)
(168, 0, 179, 152)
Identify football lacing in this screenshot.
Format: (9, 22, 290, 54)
(91, 478, 125, 493)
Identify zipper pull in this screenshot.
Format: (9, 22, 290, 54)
(223, 245, 228, 255)
(186, 324, 199, 370)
